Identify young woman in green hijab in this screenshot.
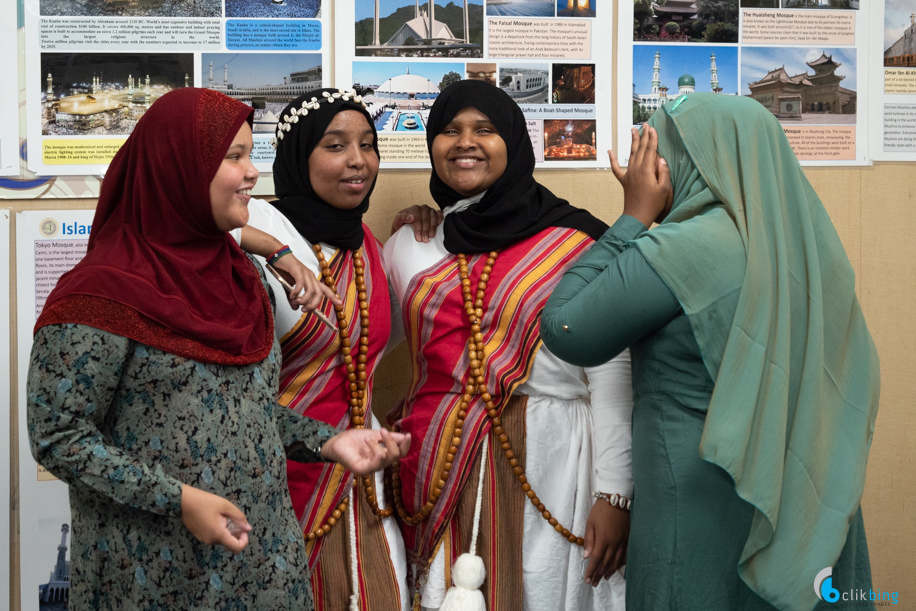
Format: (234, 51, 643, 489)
(541, 93, 879, 611)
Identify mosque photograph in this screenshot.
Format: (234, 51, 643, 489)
(40, 53, 191, 136)
(352, 61, 461, 132)
(40, 0, 218, 17)
(487, 0, 554, 16)
(355, 0, 483, 57)
(884, 0, 916, 66)
(742, 47, 857, 123)
(543, 119, 597, 160)
(552, 64, 596, 103)
(633, 0, 738, 43)
(225, 0, 319, 18)
(467, 63, 497, 85)
(557, 0, 596, 17)
(500, 63, 550, 103)
(37, 523, 70, 610)
(632, 45, 738, 123)
(200, 53, 322, 134)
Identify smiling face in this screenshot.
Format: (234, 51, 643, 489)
(431, 107, 508, 198)
(308, 110, 379, 210)
(210, 122, 258, 232)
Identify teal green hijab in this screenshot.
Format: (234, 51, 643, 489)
(634, 93, 879, 611)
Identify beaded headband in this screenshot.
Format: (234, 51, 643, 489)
(270, 88, 367, 150)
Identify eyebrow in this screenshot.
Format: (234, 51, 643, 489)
(322, 129, 375, 138)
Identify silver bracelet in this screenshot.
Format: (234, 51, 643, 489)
(593, 491, 631, 511)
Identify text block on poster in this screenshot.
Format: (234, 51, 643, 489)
(34, 238, 89, 319)
(43, 139, 126, 165)
(378, 135, 429, 163)
(39, 18, 221, 49)
(884, 69, 916, 95)
(488, 19, 591, 59)
(741, 10, 854, 45)
(782, 126, 855, 161)
(226, 20, 321, 50)
(884, 104, 916, 152)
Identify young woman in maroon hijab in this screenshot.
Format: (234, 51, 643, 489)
(26, 87, 409, 611)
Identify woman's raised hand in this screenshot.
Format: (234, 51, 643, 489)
(391, 205, 444, 243)
(270, 254, 342, 312)
(320, 428, 412, 476)
(609, 124, 673, 228)
(180, 484, 253, 554)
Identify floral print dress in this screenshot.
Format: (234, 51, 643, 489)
(27, 280, 338, 610)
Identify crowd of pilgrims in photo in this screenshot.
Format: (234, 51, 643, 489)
(26, 80, 880, 611)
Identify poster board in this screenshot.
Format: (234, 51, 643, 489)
(22, 0, 332, 176)
(335, 0, 615, 168)
(870, 0, 916, 160)
(0, 0, 21, 175)
(617, 0, 870, 165)
(16, 210, 95, 611)
(0, 210, 10, 611)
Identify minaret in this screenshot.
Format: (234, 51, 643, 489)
(224, 64, 228, 87)
(208, 61, 214, 88)
(373, 0, 380, 46)
(652, 50, 661, 94)
(710, 52, 719, 93)
(415, 0, 420, 18)
(128, 74, 133, 95)
(429, 0, 435, 41)
(463, 0, 469, 43)
(185, 73, 189, 88)
(53, 524, 69, 581)
(145, 74, 150, 94)
(46, 73, 53, 100)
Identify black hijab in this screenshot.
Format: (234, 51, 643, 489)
(271, 88, 379, 250)
(427, 80, 608, 254)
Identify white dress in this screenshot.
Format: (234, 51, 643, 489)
(383, 196, 631, 611)
(232, 197, 409, 610)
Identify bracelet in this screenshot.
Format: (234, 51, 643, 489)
(593, 491, 631, 511)
(267, 245, 292, 266)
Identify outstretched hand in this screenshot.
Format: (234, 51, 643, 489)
(181, 484, 252, 554)
(609, 124, 673, 228)
(320, 428, 412, 476)
(583, 498, 629, 586)
(391, 205, 444, 243)
(269, 254, 342, 312)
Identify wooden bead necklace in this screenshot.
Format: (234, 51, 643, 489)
(392, 252, 584, 546)
(303, 244, 392, 544)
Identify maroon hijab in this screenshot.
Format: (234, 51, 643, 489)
(36, 88, 273, 364)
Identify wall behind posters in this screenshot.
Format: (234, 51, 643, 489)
(3, 8, 915, 611)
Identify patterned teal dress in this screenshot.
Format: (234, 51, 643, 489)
(27, 276, 338, 610)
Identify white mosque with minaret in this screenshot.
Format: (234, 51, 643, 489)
(636, 50, 726, 116)
(359, 0, 476, 52)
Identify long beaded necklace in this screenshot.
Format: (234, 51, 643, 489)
(391, 252, 584, 546)
(303, 244, 392, 544)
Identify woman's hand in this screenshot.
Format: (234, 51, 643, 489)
(582, 498, 630, 586)
(270, 254, 341, 312)
(180, 484, 252, 554)
(609, 124, 673, 228)
(391, 205, 444, 243)
(320, 428, 412, 475)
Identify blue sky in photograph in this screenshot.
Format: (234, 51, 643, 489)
(351, 61, 465, 86)
(740, 47, 857, 95)
(356, 0, 483, 21)
(633, 45, 738, 95)
(884, 0, 914, 49)
(199, 53, 321, 87)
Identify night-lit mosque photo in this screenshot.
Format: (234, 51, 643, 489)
(355, 0, 483, 57)
(742, 48, 857, 123)
(552, 64, 596, 103)
(500, 63, 550, 103)
(202, 53, 322, 134)
(632, 45, 737, 123)
(352, 61, 460, 133)
(41, 0, 219, 17)
(557, 0, 596, 17)
(37, 524, 70, 610)
(41, 53, 192, 136)
(543, 119, 597, 160)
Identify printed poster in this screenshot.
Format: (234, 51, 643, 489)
(23, 0, 332, 176)
(0, 1, 20, 176)
(335, 0, 615, 167)
(870, 0, 916, 159)
(617, 0, 870, 165)
(17, 210, 95, 611)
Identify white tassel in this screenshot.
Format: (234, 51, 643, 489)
(348, 487, 360, 611)
(440, 436, 489, 611)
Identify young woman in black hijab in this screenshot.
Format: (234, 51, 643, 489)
(383, 80, 632, 611)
